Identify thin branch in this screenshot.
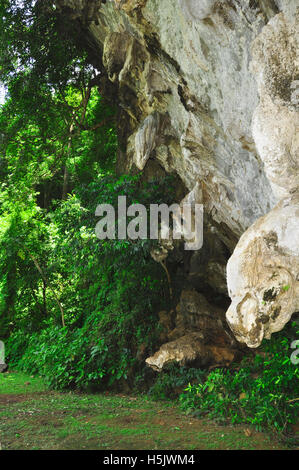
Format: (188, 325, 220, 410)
(73, 116, 115, 132)
(160, 260, 173, 302)
(22, 246, 65, 328)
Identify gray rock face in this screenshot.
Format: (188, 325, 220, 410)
(57, 0, 277, 237)
(55, 0, 298, 352)
(226, 8, 299, 347)
(0, 364, 8, 373)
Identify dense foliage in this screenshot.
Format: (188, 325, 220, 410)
(0, 0, 297, 444)
(179, 323, 299, 440)
(0, 0, 173, 388)
(3, 169, 175, 389)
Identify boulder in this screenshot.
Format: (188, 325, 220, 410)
(0, 364, 8, 373)
(146, 289, 239, 370)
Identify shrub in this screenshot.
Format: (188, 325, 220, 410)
(5, 174, 177, 389)
(6, 287, 162, 391)
(7, 326, 106, 389)
(179, 323, 299, 438)
(148, 364, 206, 400)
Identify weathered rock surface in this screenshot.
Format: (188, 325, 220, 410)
(227, 193, 299, 348)
(55, 0, 299, 357)
(146, 289, 239, 370)
(56, 0, 278, 234)
(226, 6, 299, 347)
(145, 332, 236, 370)
(0, 364, 8, 373)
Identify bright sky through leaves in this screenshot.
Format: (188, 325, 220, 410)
(0, 85, 5, 104)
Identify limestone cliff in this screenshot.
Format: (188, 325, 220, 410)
(54, 0, 299, 368)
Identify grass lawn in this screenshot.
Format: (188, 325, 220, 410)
(0, 370, 290, 450)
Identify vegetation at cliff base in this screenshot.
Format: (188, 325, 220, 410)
(1, 370, 291, 450)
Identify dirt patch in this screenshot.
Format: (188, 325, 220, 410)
(0, 392, 51, 405)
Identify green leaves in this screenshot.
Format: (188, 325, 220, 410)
(179, 324, 299, 437)
(3, 173, 174, 390)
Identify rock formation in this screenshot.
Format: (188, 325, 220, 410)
(227, 8, 299, 347)
(227, 193, 299, 348)
(54, 0, 298, 365)
(0, 363, 8, 373)
(146, 289, 239, 370)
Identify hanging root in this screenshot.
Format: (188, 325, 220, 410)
(160, 260, 173, 302)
